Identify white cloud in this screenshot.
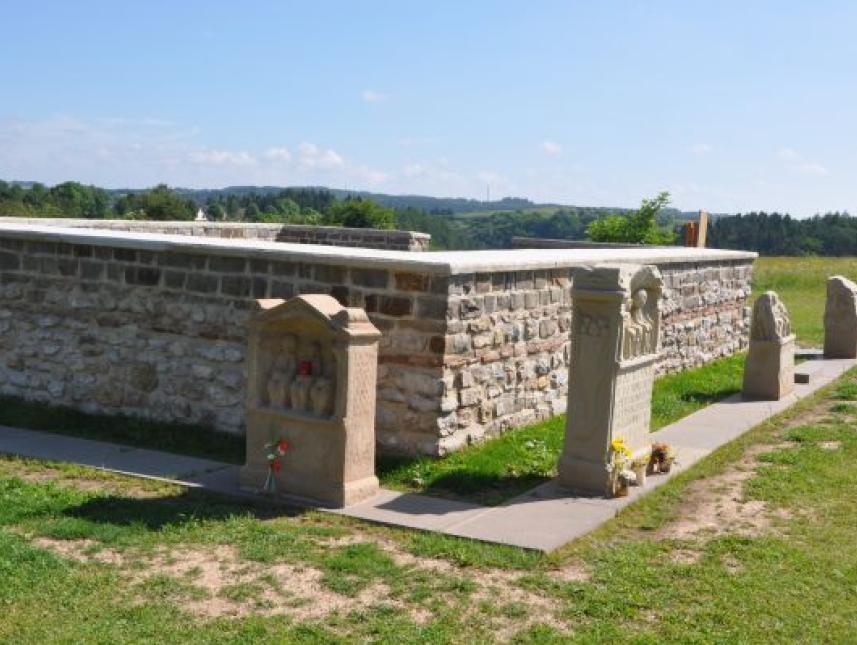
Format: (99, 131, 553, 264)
(690, 143, 711, 156)
(361, 89, 387, 103)
(189, 149, 256, 166)
(264, 147, 292, 162)
(776, 147, 829, 177)
(297, 142, 344, 170)
(541, 140, 562, 157)
(797, 162, 829, 177)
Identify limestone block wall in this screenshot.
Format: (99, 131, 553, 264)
(0, 218, 431, 252)
(0, 222, 756, 456)
(0, 231, 447, 446)
(430, 258, 753, 454)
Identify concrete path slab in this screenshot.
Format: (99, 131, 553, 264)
(326, 489, 488, 532)
(0, 425, 230, 483)
(1, 357, 854, 553)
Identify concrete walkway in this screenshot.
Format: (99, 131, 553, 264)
(1, 357, 853, 552)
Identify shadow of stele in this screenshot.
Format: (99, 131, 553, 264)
(64, 488, 305, 530)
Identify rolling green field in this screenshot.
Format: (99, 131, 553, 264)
(753, 256, 857, 345)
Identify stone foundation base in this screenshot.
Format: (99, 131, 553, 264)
(824, 327, 857, 359)
(743, 336, 795, 400)
(557, 455, 610, 497)
(238, 466, 379, 508)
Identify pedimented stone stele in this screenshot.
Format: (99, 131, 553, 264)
(742, 291, 795, 400)
(558, 264, 663, 495)
(240, 294, 381, 507)
(824, 275, 857, 359)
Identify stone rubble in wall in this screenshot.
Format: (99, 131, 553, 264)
(430, 261, 753, 455)
(0, 280, 249, 434)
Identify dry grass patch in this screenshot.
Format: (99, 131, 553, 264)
(656, 442, 793, 542)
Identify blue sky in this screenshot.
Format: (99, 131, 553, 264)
(1, 1, 856, 215)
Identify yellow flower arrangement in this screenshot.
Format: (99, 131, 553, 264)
(610, 437, 632, 458)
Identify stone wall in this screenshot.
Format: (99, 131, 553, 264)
(0, 218, 431, 252)
(429, 258, 753, 454)
(0, 222, 755, 456)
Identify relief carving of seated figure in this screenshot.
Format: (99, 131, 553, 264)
(310, 376, 334, 417)
(266, 334, 297, 408)
(623, 289, 654, 359)
(290, 360, 313, 413)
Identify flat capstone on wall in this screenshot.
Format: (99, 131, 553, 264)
(0, 218, 431, 252)
(0, 221, 756, 457)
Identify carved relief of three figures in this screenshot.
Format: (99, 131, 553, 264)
(265, 334, 335, 418)
(621, 288, 656, 360)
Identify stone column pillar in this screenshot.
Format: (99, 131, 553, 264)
(558, 264, 663, 495)
(742, 291, 795, 400)
(824, 275, 857, 359)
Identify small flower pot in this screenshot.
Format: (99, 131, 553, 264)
(633, 465, 647, 486)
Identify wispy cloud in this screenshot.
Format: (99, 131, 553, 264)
(690, 143, 711, 156)
(796, 162, 829, 177)
(190, 149, 256, 166)
(776, 147, 829, 177)
(541, 140, 562, 157)
(263, 147, 292, 162)
(361, 89, 387, 103)
(297, 142, 344, 170)
(777, 147, 801, 161)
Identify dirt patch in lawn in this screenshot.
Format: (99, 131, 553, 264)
(656, 442, 792, 542)
(0, 457, 173, 498)
(28, 531, 579, 635)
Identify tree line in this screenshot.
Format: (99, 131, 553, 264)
(707, 212, 857, 256)
(0, 181, 396, 229)
(6, 180, 857, 255)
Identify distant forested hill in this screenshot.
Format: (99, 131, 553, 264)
(16, 179, 857, 255)
(708, 212, 857, 256)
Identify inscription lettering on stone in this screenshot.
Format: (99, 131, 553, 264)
(612, 363, 656, 450)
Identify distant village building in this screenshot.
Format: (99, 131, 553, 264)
(195, 207, 207, 222)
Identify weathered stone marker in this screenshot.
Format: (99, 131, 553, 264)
(742, 291, 795, 400)
(558, 264, 663, 495)
(239, 294, 381, 507)
(824, 275, 857, 359)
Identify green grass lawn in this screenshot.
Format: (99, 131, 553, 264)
(2, 369, 857, 642)
(753, 256, 857, 345)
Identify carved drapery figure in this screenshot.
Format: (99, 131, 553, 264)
(751, 291, 791, 341)
(290, 369, 312, 412)
(265, 334, 297, 408)
(622, 289, 656, 360)
(264, 335, 337, 417)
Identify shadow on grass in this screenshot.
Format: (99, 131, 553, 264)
(0, 395, 245, 464)
(64, 488, 302, 530)
(377, 455, 554, 506)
